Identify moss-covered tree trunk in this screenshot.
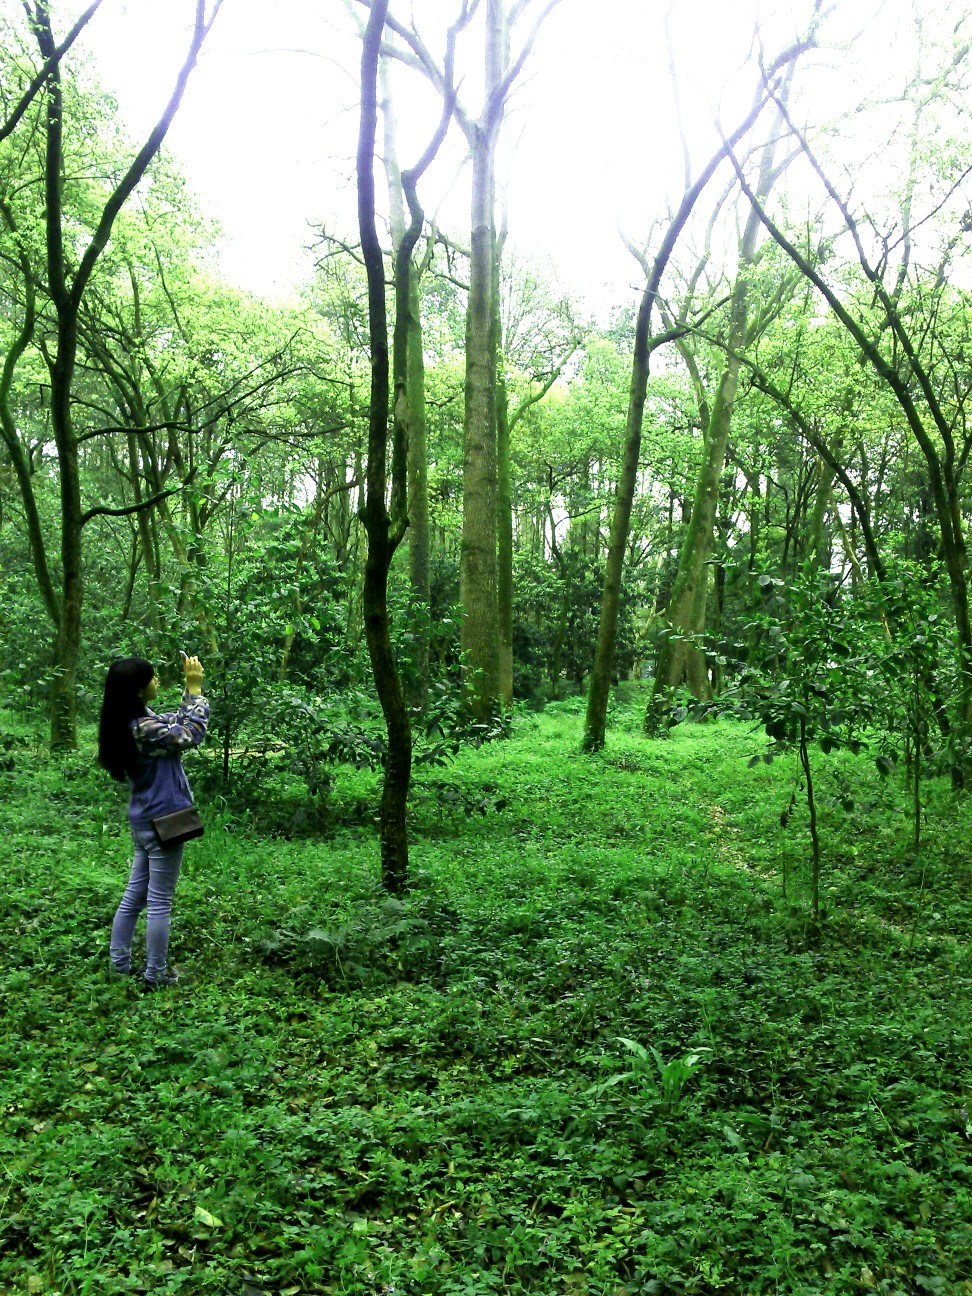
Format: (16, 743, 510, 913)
(382, 57, 431, 713)
(649, 333, 745, 708)
(495, 249, 515, 708)
(648, 104, 788, 728)
(581, 74, 792, 752)
(461, 108, 501, 720)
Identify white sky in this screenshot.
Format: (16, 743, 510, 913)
(34, 0, 955, 312)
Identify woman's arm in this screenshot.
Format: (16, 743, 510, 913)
(133, 693, 210, 754)
(133, 655, 210, 754)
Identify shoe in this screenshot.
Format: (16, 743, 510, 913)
(142, 969, 180, 990)
(109, 964, 137, 978)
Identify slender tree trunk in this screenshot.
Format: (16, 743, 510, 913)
(648, 102, 788, 728)
(807, 453, 835, 564)
(50, 347, 83, 751)
(583, 333, 651, 751)
(127, 430, 162, 634)
(461, 123, 500, 719)
(650, 348, 742, 709)
(800, 718, 821, 925)
(358, 0, 411, 893)
(459, 0, 508, 722)
(582, 81, 787, 752)
(120, 533, 141, 620)
(405, 269, 431, 708)
(382, 57, 431, 712)
(31, 0, 216, 747)
(380, 0, 558, 720)
(496, 344, 514, 706)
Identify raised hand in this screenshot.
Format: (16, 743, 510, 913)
(182, 654, 204, 695)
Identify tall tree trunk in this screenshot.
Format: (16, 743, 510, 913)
(127, 430, 162, 634)
(382, 57, 431, 712)
(30, 1, 217, 748)
(581, 72, 793, 752)
(649, 339, 743, 707)
(806, 452, 834, 564)
(405, 267, 431, 709)
(376, 0, 562, 720)
(496, 303, 514, 707)
(648, 102, 788, 728)
(358, 0, 411, 893)
(461, 123, 500, 719)
(459, 0, 506, 722)
(49, 348, 83, 750)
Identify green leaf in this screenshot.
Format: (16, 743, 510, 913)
(723, 1124, 746, 1151)
(617, 1036, 651, 1063)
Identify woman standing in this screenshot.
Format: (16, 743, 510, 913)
(98, 654, 209, 987)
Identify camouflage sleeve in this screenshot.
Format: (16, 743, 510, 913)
(132, 691, 210, 756)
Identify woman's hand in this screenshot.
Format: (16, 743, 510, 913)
(183, 654, 204, 695)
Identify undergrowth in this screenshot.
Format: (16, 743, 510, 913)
(1, 689, 970, 1295)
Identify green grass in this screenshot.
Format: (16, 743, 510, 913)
(1, 689, 971, 1295)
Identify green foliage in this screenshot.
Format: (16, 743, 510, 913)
(726, 566, 878, 756)
(870, 560, 970, 783)
(2, 696, 971, 1295)
(590, 1038, 711, 1114)
(256, 891, 458, 989)
(717, 566, 887, 917)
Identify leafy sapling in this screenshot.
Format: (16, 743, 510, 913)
(727, 566, 879, 923)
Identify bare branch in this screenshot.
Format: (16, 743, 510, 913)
(81, 485, 183, 528)
(0, 0, 105, 145)
(492, 0, 563, 120)
(71, 0, 225, 309)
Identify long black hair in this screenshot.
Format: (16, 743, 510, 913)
(97, 657, 155, 782)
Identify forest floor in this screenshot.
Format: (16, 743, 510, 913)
(1, 687, 971, 1296)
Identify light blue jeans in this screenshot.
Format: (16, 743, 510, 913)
(110, 826, 185, 981)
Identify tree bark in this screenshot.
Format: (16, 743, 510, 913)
(368, 0, 565, 720)
(460, 66, 502, 719)
(582, 83, 787, 753)
(25, 1, 219, 748)
(648, 100, 788, 727)
(495, 360, 514, 706)
(728, 128, 972, 768)
(358, 0, 411, 893)
(382, 57, 432, 712)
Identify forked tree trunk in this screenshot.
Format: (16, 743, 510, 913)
(649, 330, 746, 709)
(29, 1, 217, 748)
(357, 0, 411, 893)
(382, 57, 431, 712)
(375, 0, 561, 722)
(648, 102, 788, 728)
(581, 74, 797, 753)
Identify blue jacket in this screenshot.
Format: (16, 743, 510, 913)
(127, 691, 210, 829)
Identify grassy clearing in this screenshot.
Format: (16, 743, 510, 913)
(1, 688, 971, 1295)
